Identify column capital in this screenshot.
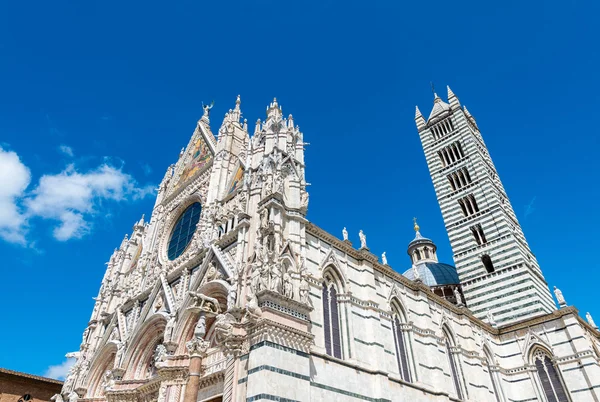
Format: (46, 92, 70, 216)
(186, 338, 210, 358)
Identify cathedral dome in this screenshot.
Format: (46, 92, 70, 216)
(402, 262, 460, 287)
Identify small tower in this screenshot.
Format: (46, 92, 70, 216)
(403, 219, 464, 306)
(407, 218, 439, 264)
(415, 87, 555, 324)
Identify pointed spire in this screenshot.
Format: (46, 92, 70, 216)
(138, 214, 145, 226)
(463, 106, 479, 130)
(415, 106, 426, 130)
(447, 85, 460, 110)
(266, 97, 282, 120)
(255, 119, 261, 135)
(427, 91, 451, 121)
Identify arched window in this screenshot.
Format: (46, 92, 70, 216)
(532, 349, 569, 402)
(322, 273, 343, 359)
(391, 301, 412, 382)
(482, 254, 495, 273)
(444, 329, 465, 400)
(424, 247, 430, 259)
(414, 250, 421, 262)
(484, 346, 501, 402)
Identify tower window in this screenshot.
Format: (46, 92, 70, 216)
(447, 167, 472, 191)
(471, 224, 487, 245)
(481, 254, 494, 273)
(414, 250, 421, 262)
(430, 119, 455, 140)
(424, 247, 430, 258)
(458, 194, 479, 217)
(439, 141, 465, 167)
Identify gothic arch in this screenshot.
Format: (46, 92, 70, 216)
(174, 280, 229, 355)
(442, 325, 466, 400)
(529, 346, 570, 402)
(483, 344, 503, 402)
(389, 296, 408, 322)
(390, 297, 412, 382)
(321, 263, 346, 360)
(121, 314, 167, 380)
(86, 343, 117, 398)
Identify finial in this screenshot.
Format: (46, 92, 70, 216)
(236, 94, 241, 105)
(413, 217, 420, 232)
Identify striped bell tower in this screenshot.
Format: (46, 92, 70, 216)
(415, 86, 555, 325)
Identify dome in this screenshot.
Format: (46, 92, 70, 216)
(408, 230, 434, 248)
(402, 262, 460, 287)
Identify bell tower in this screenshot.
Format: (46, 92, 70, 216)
(415, 87, 555, 325)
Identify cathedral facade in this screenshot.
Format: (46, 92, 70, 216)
(56, 90, 600, 402)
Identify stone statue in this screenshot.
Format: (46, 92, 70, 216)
(202, 101, 214, 117)
(109, 326, 119, 341)
(554, 286, 566, 307)
(412, 264, 421, 282)
(342, 227, 348, 241)
(51, 394, 64, 402)
(203, 261, 222, 284)
(189, 292, 221, 314)
(300, 191, 309, 209)
(283, 272, 293, 299)
(164, 313, 177, 343)
(68, 392, 78, 402)
(245, 293, 262, 322)
(359, 230, 367, 249)
(299, 276, 310, 304)
(586, 312, 597, 328)
(153, 343, 168, 365)
(115, 341, 126, 367)
(453, 287, 463, 306)
(194, 313, 207, 340)
(270, 262, 282, 293)
(486, 310, 496, 326)
(258, 263, 270, 293)
(381, 252, 388, 265)
(102, 370, 115, 391)
(227, 277, 238, 310)
(213, 313, 234, 342)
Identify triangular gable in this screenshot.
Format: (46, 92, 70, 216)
(132, 280, 164, 334)
(211, 245, 234, 279)
(226, 165, 245, 196)
(173, 125, 216, 190)
(522, 329, 553, 359)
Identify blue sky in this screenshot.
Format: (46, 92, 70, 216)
(1, 0, 599, 379)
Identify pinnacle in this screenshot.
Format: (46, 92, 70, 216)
(447, 85, 455, 99)
(415, 106, 423, 119)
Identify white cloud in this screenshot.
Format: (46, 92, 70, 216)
(0, 147, 31, 244)
(58, 145, 74, 157)
(0, 146, 155, 245)
(26, 164, 155, 241)
(44, 357, 75, 380)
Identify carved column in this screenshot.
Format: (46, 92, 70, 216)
(183, 339, 209, 402)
